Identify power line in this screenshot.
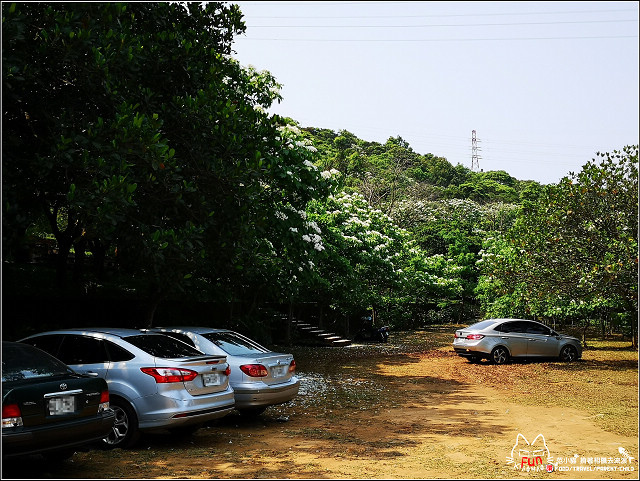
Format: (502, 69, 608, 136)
(237, 35, 637, 42)
(245, 19, 637, 28)
(236, 3, 637, 18)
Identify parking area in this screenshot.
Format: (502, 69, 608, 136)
(2, 329, 638, 479)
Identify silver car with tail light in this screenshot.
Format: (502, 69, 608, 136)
(149, 327, 300, 416)
(19, 328, 235, 448)
(453, 318, 582, 365)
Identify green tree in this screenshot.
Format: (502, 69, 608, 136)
(477, 146, 638, 346)
(2, 2, 332, 325)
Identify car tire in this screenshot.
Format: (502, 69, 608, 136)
(559, 345, 578, 362)
(490, 346, 510, 365)
(102, 397, 141, 450)
(468, 355, 481, 364)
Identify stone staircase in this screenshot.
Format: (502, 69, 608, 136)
(291, 319, 352, 347)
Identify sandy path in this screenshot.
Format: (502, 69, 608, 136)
(3, 345, 637, 479)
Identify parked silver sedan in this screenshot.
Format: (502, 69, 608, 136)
(149, 327, 300, 416)
(452, 318, 582, 365)
(19, 328, 235, 448)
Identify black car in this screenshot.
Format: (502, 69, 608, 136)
(2, 341, 116, 459)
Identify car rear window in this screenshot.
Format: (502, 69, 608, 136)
(201, 332, 269, 356)
(465, 320, 497, 331)
(2, 342, 74, 382)
(122, 334, 204, 358)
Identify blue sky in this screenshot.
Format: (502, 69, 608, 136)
(230, 1, 639, 185)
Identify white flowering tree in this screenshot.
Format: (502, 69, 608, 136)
(2, 3, 338, 327)
(304, 191, 462, 330)
(393, 198, 520, 321)
(213, 123, 342, 325)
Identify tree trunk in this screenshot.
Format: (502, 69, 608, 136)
(581, 320, 590, 348)
(90, 239, 107, 280)
(143, 289, 163, 328)
(285, 301, 293, 346)
(55, 239, 72, 286)
(317, 304, 324, 329)
(73, 237, 87, 283)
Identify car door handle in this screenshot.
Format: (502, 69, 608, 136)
(84, 371, 100, 377)
(501, 337, 509, 339)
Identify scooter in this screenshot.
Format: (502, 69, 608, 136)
(353, 324, 390, 343)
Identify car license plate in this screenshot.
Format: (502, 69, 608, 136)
(271, 366, 286, 378)
(48, 395, 76, 415)
(202, 373, 221, 386)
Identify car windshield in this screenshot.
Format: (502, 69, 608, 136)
(2, 342, 74, 382)
(465, 320, 498, 331)
(201, 332, 269, 356)
(123, 334, 204, 358)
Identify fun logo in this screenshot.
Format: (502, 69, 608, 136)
(506, 433, 553, 471)
(619, 446, 635, 462)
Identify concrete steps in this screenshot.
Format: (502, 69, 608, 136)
(291, 320, 352, 347)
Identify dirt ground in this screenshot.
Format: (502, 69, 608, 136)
(2, 330, 638, 479)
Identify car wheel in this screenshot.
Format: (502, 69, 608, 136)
(238, 407, 267, 417)
(102, 398, 141, 449)
(491, 346, 510, 365)
(559, 345, 578, 362)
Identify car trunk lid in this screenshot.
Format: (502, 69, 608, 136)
(252, 354, 295, 385)
(4, 376, 106, 427)
(159, 355, 230, 396)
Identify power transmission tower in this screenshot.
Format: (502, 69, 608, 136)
(471, 130, 481, 171)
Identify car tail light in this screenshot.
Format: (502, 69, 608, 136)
(288, 360, 296, 373)
(2, 404, 23, 428)
(99, 390, 110, 411)
(224, 366, 231, 376)
(466, 334, 484, 340)
(240, 364, 268, 377)
(140, 367, 199, 383)
(454, 333, 459, 339)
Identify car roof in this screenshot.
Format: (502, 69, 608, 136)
(152, 327, 232, 334)
(465, 318, 548, 330)
(487, 318, 533, 322)
(483, 318, 546, 325)
(21, 327, 165, 339)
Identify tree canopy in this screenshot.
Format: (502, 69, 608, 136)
(476, 146, 638, 346)
(3, 3, 637, 346)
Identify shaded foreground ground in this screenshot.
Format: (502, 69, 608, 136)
(2, 328, 638, 479)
